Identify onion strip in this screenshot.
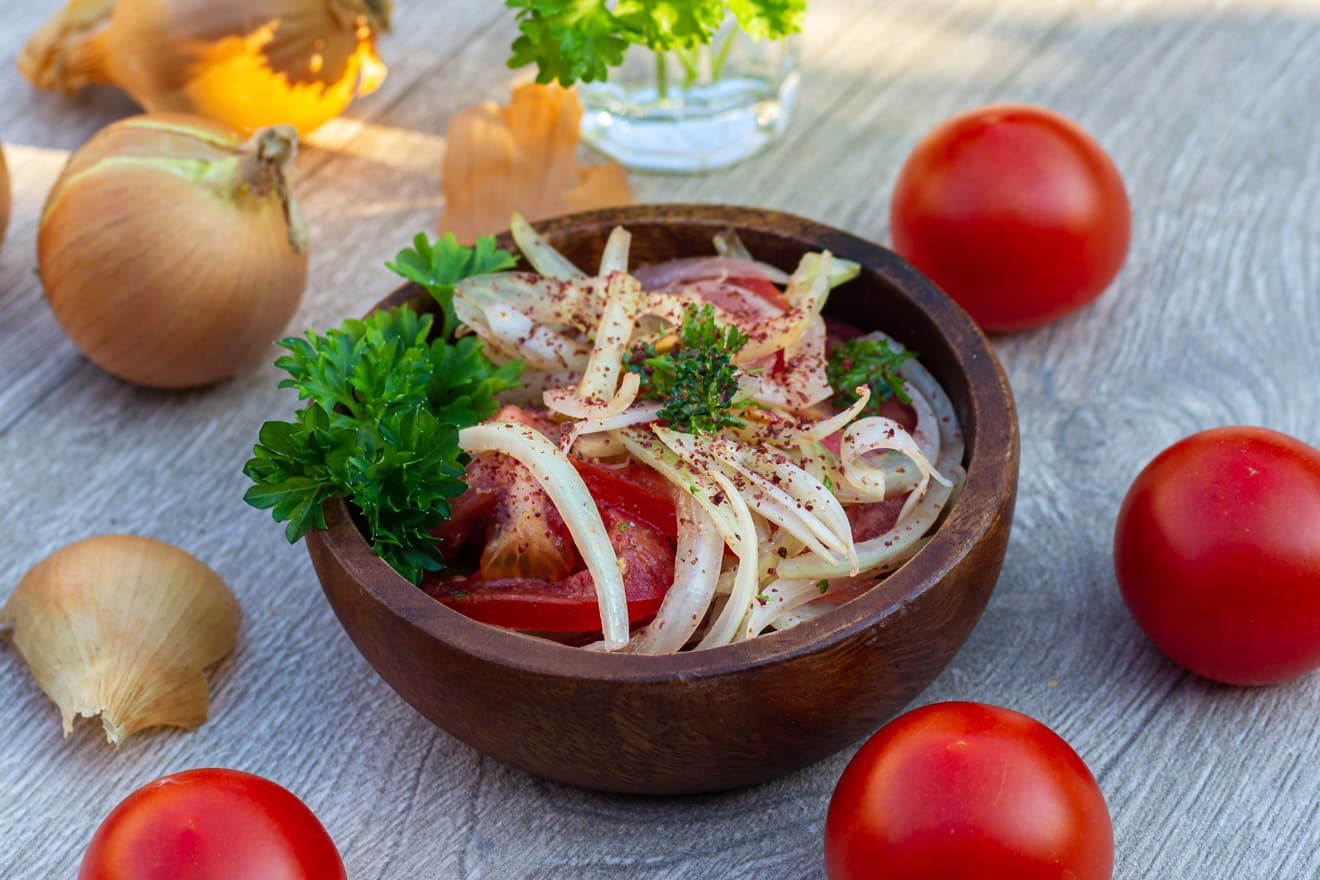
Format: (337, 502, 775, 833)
(744, 579, 821, 638)
(735, 251, 832, 363)
(625, 496, 724, 654)
(510, 212, 585, 280)
(618, 428, 760, 649)
(657, 427, 856, 572)
(599, 226, 631, 275)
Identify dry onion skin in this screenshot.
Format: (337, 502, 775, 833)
(0, 534, 239, 745)
(439, 82, 633, 244)
(19, 0, 390, 137)
(39, 113, 309, 389)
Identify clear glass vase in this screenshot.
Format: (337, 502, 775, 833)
(577, 23, 801, 174)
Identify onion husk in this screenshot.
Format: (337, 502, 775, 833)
(39, 113, 309, 389)
(0, 534, 239, 745)
(19, 0, 389, 136)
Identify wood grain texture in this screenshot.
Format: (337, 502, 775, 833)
(0, 0, 1318, 877)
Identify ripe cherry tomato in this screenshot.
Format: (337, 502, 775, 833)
(1113, 426, 1320, 685)
(824, 701, 1113, 880)
(80, 768, 345, 880)
(891, 104, 1130, 333)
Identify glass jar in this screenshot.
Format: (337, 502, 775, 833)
(577, 22, 801, 174)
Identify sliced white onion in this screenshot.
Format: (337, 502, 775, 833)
(800, 386, 872, 441)
(856, 331, 966, 469)
(712, 229, 753, 261)
(618, 427, 760, 649)
(599, 226, 631, 275)
(543, 273, 644, 420)
(658, 427, 856, 573)
(484, 303, 589, 373)
(779, 458, 965, 580)
(840, 416, 950, 512)
(744, 579, 821, 639)
(575, 272, 642, 403)
(458, 422, 629, 649)
(510, 212, 586, 280)
(544, 371, 641, 420)
(572, 432, 626, 459)
(634, 256, 790, 290)
(770, 598, 836, 631)
(751, 316, 832, 409)
(560, 402, 661, 453)
(828, 257, 862, 288)
(735, 251, 832, 363)
(455, 272, 596, 331)
(626, 496, 724, 654)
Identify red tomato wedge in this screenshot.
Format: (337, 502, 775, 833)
(425, 455, 678, 633)
(425, 506, 674, 632)
(571, 457, 678, 539)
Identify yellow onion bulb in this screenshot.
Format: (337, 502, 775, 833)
(39, 113, 308, 389)
(20, 0, 389, 137)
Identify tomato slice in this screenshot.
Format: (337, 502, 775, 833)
(425, 506, 674, 632)
(571, 458, 677, 539)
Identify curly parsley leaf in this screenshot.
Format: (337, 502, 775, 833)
(246, 238, 524, 585)
(386, 233, 518, 338)
(506, 0, 631, 85)
(629, 303, 753, 434)
(505, 0, 806, 85)
(826, 337, 915, 415)
(728, 0, 806, 41)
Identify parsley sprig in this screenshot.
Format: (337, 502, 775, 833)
(629, 303, 752, 435)
(385, 233, 518, 338)
(826, 337, 914, 415)
(506, 1, 807, 86)
(243, 236, 523, 584)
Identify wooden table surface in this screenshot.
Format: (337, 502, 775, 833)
(2, 1, 1318, 877)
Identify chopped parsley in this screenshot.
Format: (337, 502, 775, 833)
(826, 337, 915, 414)
(629, 303, 753, 435)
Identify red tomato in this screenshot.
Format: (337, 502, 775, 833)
(728, 274, 791, 311)
(572, 457, 678, 539)
(426, 506, 675, 632)
(79, 768, 344, 880)
(1113, 426, 1320, 685)
(825, 702, 1113, 880)
(891, 104, 1130, 333)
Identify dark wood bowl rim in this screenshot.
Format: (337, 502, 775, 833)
(314, 204, 1017, 685)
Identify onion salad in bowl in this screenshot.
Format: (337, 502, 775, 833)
(423, 215, 966, 652)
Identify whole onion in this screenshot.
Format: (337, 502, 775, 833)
(39, 113, 309, 389)
(20, 0, 390, 136)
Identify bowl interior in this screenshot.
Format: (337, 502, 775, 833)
(329, 204, 1016, 682)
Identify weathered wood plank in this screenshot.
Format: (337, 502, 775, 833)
(1, 1, 1318, 878)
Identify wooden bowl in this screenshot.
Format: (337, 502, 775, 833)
(305, 205, 1019, 795)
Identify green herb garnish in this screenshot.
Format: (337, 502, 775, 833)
(243, 237, 523, 584)
(505, 1, 807, 86)
(629, 303, 752, 435)
(386, 233, 519, 338)
(826, 337, 915, 415)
